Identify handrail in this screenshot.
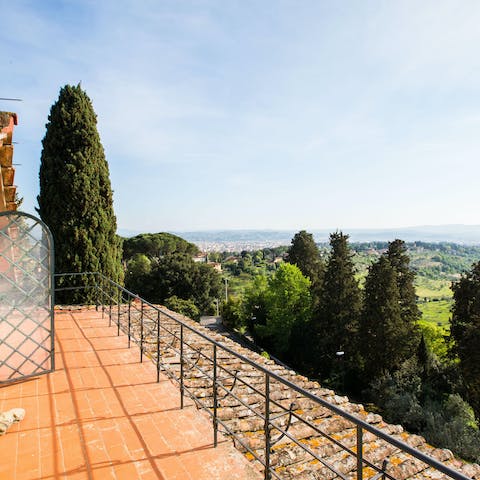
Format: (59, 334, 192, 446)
(54, 272, 473, 480)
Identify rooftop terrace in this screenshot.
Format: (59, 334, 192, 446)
(0, 307, 259, 479)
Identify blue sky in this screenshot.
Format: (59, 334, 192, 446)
(2, 0, 480, 232)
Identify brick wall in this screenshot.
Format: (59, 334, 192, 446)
(0, 111, 18, 212)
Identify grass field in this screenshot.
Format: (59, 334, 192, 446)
(415, 277, 452, 300)
(418, 299, 452, 327)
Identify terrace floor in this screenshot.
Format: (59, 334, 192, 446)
(0, 308, 260, 480)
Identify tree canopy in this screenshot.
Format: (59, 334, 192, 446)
(254, 263, 312, 355)
(123, 232, 199, 260)
(126, 252, 222, 316)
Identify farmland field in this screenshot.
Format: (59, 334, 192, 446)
(418, 299, 452, 327)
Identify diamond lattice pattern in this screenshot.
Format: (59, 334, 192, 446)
(0, 213, 53, 383)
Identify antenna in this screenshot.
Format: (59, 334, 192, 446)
(0, 97, 22, 102)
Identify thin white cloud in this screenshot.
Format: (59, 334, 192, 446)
(2, 0, 480, 230)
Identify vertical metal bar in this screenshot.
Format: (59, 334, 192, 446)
(264, 373, 271, 480)
(180, 324, 184, 409)
(128, 297, 131, 348)
(117, 290, 121, 336)
(156, 310, 160, 383)
(101, 275, 105, 319)
(95, 274, 99, 312)
(380, 459, 388, 479)
(140, 300, 144, 363)
(213, 344, 218, 447)
(109, 288, 112, 327)
(49, 228, 55, 372)
(357, 426, 363, 480)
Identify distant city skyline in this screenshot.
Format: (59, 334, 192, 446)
(119, 225, 480, 251)
(2, 1, 480, 232)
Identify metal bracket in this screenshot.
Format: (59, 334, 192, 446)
(218, 369, 239, 400)
(270, 402, 297, 447)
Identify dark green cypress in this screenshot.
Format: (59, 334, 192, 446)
(37, 84, 123, 303)
(313, 232, 361, 379)
(286, 230, 324, 306)
(450, 262, 480, 419)
(385, 239, 421, 355)
(360, 256, 405, 379)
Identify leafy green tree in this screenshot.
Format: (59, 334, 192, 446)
(361, 256, 415, 379)
(243, 275, 269, 334)
(37, 84, 123, 303)
(194, 262, 224, 313)
(137, 253, 222, 315)
(423, 394, 480, 462)
(222, 297, 244, 330)
(125, 254, 152, 295)
(418, 320, 449, 359)
(255, 263, 312, 355)
(286, 230, 324, 305)
(313, 232, 361, 378)
(450, 261, 480, 419)
(164, 296, 200, 321)
(369, 358, 425, 431)
(370, 360, 480, 462)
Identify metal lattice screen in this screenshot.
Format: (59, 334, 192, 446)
(0, 211, 54, 383)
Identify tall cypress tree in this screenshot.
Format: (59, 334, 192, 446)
(360, 256, 410, 380)
(37, 84, 123, 303)
(313, 232, 361, 379)
(450, 262, 480, 419)
(385, 239, 421, 353)
(286, 230, 324, 306)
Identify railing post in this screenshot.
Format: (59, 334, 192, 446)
(380, 459, 388, 480)
(156, 310, 160, 383)
(140, 300, 144, 363)
(213, 344, 218, 447)
(117, 290, 122, 337)
(180, 324, 184, 409)
(109, 286, 112, 327)
(95, 274, 99, 312)
(117, 290, 121, 336)
(101, 275, 105, 319)
(128, 297, 131, 348)
(264, 373, 271, 480)
(357, 425, 363, 480)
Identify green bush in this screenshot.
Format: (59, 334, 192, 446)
(164, 296, 200, 321)
(423, 395, 480, 462)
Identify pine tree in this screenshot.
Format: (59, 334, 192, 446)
(37, 84, 123, 303)
(359, 241, 421, 382)
(386, 239, 421, 352)
(313, 232, 361, 379)
(286, 230, 324, 305)
(360, 256, 410, 379)
(450, 262, 480, 419)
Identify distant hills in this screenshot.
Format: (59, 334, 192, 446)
(118, 225, 480, 250)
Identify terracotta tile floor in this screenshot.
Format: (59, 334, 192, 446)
(0, 309, 260, 480)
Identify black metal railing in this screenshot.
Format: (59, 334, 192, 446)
(54, 272, 473, 480)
